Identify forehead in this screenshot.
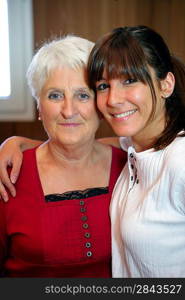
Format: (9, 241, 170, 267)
(89, 34, 154, 86)
(100, 64, 157, 82)
(48, 67, 86, 83)
(40, 67, 95, 99)
(43, 66, 93, 91)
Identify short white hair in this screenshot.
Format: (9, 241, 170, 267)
(26, 35, 94, 101)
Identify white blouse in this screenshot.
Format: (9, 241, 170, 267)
(110, 135, 185, 277)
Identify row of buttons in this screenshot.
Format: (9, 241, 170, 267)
(80, 200, 92, 258)
(129, 152, 139, 188)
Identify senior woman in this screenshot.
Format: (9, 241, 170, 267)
(0, 35, 126, 277)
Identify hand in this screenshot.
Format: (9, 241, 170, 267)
(0, 137, 23, 202)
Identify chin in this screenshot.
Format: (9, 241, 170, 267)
(110, 126, 134, 137)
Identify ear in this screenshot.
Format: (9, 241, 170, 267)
(37, 102, 42, 121)
(160, 72, 175, 98)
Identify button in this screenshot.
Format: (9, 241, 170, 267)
(83, 223, 89, 229)
(131, 164, 134, 169)
(81, 215, 87, 221)
(80, 207, 86, 212)
(131, 176, 134, 181)
(80, 200, 85, 205)
(136, 179, 139, 184)
(84, 232, 91, 238)
(130, 153, 134, 158)
(85, 242, 91, 248)
(86, 251, 92, 257)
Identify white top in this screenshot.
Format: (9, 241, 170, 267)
(110, 135, 185, 277)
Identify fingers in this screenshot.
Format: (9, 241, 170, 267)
(10, 153, 23, 184)
(0, 167, 16, 200)
(0, 141, 23, 202)
(0, 179, 15, 202)
(0, 157, 20, 201)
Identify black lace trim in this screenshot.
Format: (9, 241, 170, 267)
(45, 187, 109, 202)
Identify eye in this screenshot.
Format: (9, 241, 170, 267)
(48, 91, 63, 100)
(124, 78, 137, 85)
(78, 93, 90, 101)
(74, 89, 94, 102)
(96, 82, 110, 92)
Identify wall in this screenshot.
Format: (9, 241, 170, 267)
(0, 0, 185, 143)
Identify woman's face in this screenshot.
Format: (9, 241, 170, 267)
(38, 67, 100, 146)
(95, 69, 173, 142)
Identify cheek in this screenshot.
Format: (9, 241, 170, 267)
(82, 105, 99, 122)
(129, 88, 145, 103)
(132, 87, 152, 109)
(39, 103, 59, 120)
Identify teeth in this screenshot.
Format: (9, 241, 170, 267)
(113, 109, 137, 118)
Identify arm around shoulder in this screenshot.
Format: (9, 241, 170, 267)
(98, 137, 121, 148)
(0, 136, 43, 201)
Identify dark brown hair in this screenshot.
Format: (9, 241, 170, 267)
(87, 26, 185, 150)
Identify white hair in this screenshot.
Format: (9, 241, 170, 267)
(26, 35, 95, 101)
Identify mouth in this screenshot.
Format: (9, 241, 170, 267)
(58, 123, 81, 127)
(111, 109, 137, 119)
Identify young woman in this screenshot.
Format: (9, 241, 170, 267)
(87, 25, 185, 277)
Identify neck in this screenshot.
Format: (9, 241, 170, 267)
(131, 116, 166, 152)
(38, 139, 98, 167)
(131, 135, 156, 152)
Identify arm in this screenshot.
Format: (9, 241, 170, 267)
(98, 137, 121, 148)
(0, 136, 43, 201)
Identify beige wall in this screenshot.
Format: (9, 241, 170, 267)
(1, 0, 185, 142)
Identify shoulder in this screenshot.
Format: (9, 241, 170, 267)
(22, 147, 37, 159)
(15, 147, 38, 188)
(164, 137, 185, 213)
(21, 147, 37, 168)
(164, 136, 185, 163)
(162, 137, 185, 180)
(6, 147, 37, 184)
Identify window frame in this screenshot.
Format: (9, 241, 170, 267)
(0, 0, 35, 121)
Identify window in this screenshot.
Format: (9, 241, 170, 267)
(0, 0, 10, 98)
(0, 0, 35, 121)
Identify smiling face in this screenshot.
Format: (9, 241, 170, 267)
(38, 67, 100, 147)
(95, 69, 171, 144)
(87, 26, 177, 150)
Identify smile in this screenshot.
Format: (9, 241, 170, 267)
(112, 109, 137, 119)
(58, 123, 81, 127)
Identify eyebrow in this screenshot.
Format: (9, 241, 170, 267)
(73, 87, 91, 92)
(45, 86, 90, 92)
(73, 87, 94, 96)
(46, 87, 94, 96)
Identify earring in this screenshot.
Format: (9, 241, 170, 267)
(162, 94, 169, 99)
(38, 115, 41, 120)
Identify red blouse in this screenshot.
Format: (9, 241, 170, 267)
(0, 146, 127, 277)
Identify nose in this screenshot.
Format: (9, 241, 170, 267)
(107, 85, 124, 107)
(61, 98, 77, 119)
